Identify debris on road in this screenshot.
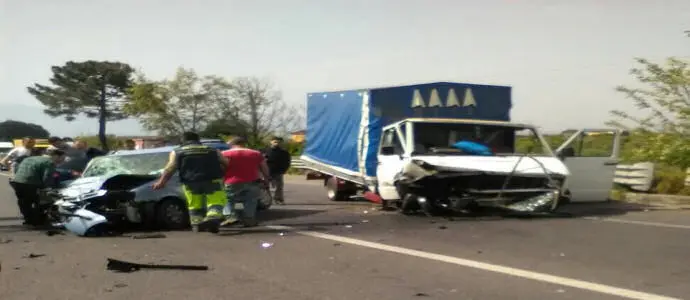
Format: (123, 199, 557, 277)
(45, 230, 64, 236)
(0, 237, 12, 244)
(130, 233, 167, 239)
(260, 242, 274, 249)
(414, 292, 430, 297)
(106, 258, 209, 273)
(438, 225, 448, 230)
(278, 232, 286, 236)
(344, 225, 353, 228)
(361, 220, 369, 223)
(23, 253, 46, 259)
(333, 243, 342, 247)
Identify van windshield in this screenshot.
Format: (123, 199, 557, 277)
(412, 122, 552, 156)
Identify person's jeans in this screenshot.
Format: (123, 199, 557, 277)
(223, 182, 261, 221)
(271, 174, 284, 201)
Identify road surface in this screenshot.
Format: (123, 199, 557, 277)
(1, 173, 689, 300)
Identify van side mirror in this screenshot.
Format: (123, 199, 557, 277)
(380, 146, 395, 156)
(558, 147, 575, 160)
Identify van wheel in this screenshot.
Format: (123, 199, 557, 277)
(156, 198, 189, 230)
(326, 177, 351, 201)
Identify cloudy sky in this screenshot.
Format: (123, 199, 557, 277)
(1, 0, 688, 136)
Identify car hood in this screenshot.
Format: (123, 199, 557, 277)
(411, 155, 570, 176)
(59, 175, 112, 198)
(59, 173, 158, 199)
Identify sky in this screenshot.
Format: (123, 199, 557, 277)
(1, 0, 689, 137)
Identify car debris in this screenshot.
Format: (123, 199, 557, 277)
(23, 253, 46, 259)
(129, 233, 166, 239)
(106, 258, 209, 273)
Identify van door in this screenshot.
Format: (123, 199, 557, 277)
(555, 129, 623, 202)
(376, 126, 407, 200)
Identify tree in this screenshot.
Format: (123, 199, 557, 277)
(224, 77, 304, 143)
(0, 120, 50, 140)
(125, 67, 232, 137)
(608, 57, 690, 135)
(608, 39, 690, 169)
(27, 61, 134, 151)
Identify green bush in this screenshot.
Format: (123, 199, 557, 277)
(620, 131, 690, 170)
(653, 164, 690, 196)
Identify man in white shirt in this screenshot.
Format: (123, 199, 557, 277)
(0, 137, 36, 174)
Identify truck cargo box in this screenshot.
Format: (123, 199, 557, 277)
(303, 82, 512, 180)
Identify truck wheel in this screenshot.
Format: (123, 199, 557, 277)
(326, 177, 351, 201)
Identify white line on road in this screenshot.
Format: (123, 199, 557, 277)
(584, 217, 690, 230)
(0, 172, 9, 177)
(266, 225, 681, 300)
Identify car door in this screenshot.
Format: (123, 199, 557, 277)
(554, 129, 623, 202)
(376, 125, 407, 200)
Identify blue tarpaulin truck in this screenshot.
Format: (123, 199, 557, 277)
(298, 82, 623, 214)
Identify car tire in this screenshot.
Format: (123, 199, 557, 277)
(156, 198, 190, 230)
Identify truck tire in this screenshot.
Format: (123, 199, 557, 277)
(326, 177, 352, 201)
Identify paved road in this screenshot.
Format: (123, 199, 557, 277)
(1, 172, 689, 300)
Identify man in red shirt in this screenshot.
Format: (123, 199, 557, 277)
(221, 136, 271, 227)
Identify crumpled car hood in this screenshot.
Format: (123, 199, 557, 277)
(411, 155, 570, 176)
(59, 175, 112, 199)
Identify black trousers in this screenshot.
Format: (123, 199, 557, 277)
(8, 181, 44, 225)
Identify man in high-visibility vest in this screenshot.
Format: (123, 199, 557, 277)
(153, 132, 229, 233)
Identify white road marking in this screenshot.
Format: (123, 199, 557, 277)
(0, 172, 9, 177)
(584, 217, 690, 230)
(266, 225, 681, 300)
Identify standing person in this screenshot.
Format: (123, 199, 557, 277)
(9, 148, 65, 226)
(0, 137, 36, 174)
(221, 136, 271, 227)
(264, 136, 291, 205)
(152, 132, 229, 233)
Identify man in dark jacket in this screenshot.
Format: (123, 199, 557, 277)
(264, 137, 291, 204)
(10, 148, 65, 226)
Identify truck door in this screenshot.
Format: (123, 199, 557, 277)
(554, 129, 623, 202)
(376, 126, 406, 200)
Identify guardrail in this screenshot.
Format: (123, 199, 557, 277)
(613, 162, 655, 192)
(291, 157, 304, 168)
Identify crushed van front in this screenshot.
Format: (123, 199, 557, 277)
(395, 155, 568, 213)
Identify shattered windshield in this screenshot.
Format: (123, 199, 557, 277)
(81, 152, 169, 178)
(412, 122, 551, 155)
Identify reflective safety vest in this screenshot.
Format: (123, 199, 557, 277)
(174, 143, 223, 184)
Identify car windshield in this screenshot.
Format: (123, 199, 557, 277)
(412, 122, 552, 155)
(81, 152, 169, 177)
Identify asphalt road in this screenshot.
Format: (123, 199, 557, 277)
(1, 172, 689, 300)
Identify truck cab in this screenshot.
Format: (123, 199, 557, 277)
(373, 118, 622, 213)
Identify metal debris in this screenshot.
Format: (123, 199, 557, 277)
(24, 253, 46, 259)
(106, 258, 209, 273)
(130, 233, 166, 239)
(261, 242, 274, 249)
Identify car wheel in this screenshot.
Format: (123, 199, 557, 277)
(156, 198, 189, 230)
(257, 186, 272, 211)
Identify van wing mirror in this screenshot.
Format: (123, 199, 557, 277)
(558, 147, 575, 160)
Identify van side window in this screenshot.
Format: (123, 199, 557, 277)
(381, 129, 404, 155)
